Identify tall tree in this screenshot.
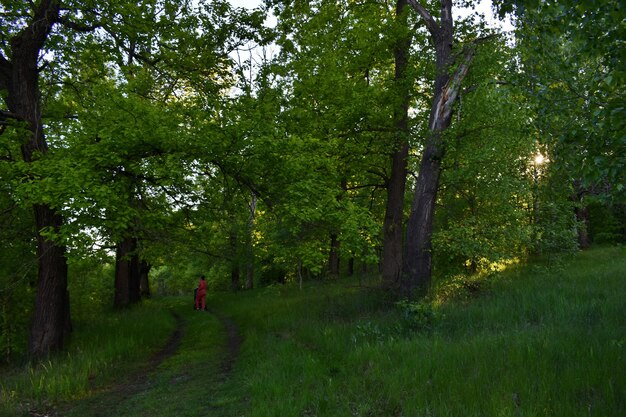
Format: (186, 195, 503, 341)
(381, 0, 414, 286)
(402, 0, 488, 295)
(0, 0, 72, 358)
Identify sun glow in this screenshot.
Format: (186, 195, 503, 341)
(534, 153, 545, 165)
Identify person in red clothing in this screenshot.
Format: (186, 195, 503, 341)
(195, 275, 207, 311)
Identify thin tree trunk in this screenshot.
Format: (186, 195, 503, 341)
(381, 0, 412, 287)
(297, 258, 303, 290)
(571, 183, 590, 249)
(230, 230, 240, 291)
(328, 233, 340, 277)
(245, 194, 257, 290)
(347, 257, 354, 277)
(128, 248, 141, 305)
(231, 266, 240, 292)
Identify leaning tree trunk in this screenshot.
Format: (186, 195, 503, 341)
(0, 0, 70, 358)
(381, 0, 413, 287)
(403, 0, 478, 296)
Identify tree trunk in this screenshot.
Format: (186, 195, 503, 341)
(571, 183, 590, 249)
(574, 205, 590, 249)
(29, 204, 71, 357)
(381, 0, 412, 287)
(129, 251, 141, 305)
(139, 260, 151, 298)
(114, 236, 140, 308)
(404, 0, 477, 296)
(230, 230, 240, 291)
(404, 143, 443, 295)
(0, 1, 69, 358)
(245, 194, 257, 290)
(231, 266, 240, 291)
(328, 233, 340, 277)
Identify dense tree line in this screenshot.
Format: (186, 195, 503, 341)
(1, 0, 623, 361)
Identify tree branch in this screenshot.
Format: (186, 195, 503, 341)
(58, 16, 102, 32)
(407, 0, 440, 36)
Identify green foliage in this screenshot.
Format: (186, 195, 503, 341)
(67, 257, 115, 312)
(533, 171, 579, 256)
(587, 201, 626, 245)
(510, 0, 625, 201)
(0, 187, 35, 362)
(434, 40, 535, 276)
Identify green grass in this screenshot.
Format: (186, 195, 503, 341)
(1, 246, 624, 416)
(0, 300, 177, 416)
(216, 246, 625, 416)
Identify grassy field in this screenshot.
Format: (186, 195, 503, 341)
(1, 246, 624, 416)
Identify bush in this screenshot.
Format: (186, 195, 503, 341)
(395, 299, 437, 333)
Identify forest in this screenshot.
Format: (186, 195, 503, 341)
(0, 0, 624, 415)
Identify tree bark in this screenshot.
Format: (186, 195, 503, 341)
(571, 183, 590, 249)
(381, 0, 412, 287)
(1, 0, 71, 358)
(29, 205, 71, 357)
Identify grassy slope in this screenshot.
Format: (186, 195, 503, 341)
(1, 246, 624, 416)
(216, 246, 625, 416)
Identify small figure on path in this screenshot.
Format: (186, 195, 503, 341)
(195, 275, 207, 311)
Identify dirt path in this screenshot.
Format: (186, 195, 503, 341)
(38, 307, 244, 417)
(207, 308, 243, 378)
(96, 310, 186, 408)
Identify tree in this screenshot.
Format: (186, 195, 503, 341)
(402, 0, 493, 296)
(0, 0, 73, 358)
(381, 0, 414, 286)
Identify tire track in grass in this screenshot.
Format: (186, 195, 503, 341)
(207, 309, 243, 378)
